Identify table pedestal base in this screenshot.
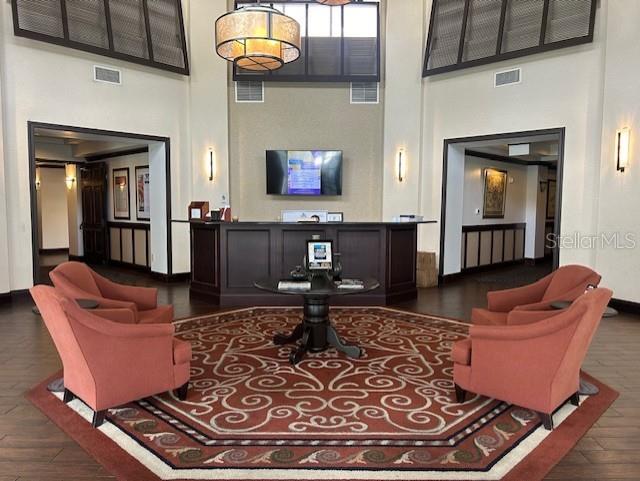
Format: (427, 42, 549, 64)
(274, 296, 361, 365)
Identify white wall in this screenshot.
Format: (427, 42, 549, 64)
(382, 0, 424, 222)
(442, 145, 464, 276)
(0, 0, 229, 289)
(37, 167, 69, 250)
(595, 0, 640, 303)
(0, 53, 10, 294)
(462, 156, 528, 226)
(383, 0, 611, 283)
(106, 152, 150, 223)
(65, 164, 82, 257)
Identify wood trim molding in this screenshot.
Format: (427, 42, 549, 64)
(466, 149, 557, 167)
(86, 147, 149, 162)
(609, 298, 640, 316)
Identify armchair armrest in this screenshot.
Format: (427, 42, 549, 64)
(92, 271, 158, 311)
(506, 308, 564, 326)
(470, 305, 585, 341)
(92, 308, 137, 324)
(50, 271, 139, 313)
(486, 274, 553, 312)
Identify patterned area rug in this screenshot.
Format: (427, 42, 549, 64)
(28, 307, 618, 481)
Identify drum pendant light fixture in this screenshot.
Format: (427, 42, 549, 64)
(215, 3, 301, 72)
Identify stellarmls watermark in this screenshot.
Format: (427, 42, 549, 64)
(546, 232, 637, 250)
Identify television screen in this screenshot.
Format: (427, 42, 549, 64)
(266, 150, 342, 196)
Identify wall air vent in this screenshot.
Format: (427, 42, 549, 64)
(93, 65, 121, 85)
(235, 81, 264, 103)
(494, 68, 521, 87)
(351, 82, 379, 104)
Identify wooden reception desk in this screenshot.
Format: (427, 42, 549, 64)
(189, 221, 434, 307)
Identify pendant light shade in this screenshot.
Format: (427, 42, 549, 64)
(215, 5, 301, 71)
(315, 0, 353, 5)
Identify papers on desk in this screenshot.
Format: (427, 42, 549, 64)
(335, 279, 365, 290)
(278, 280, 311, 291)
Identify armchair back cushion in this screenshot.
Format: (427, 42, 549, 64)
(543, 265, 602, 302)
(51, 262, 101, 298)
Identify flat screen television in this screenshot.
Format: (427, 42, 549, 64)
(266, 150, 343, 196)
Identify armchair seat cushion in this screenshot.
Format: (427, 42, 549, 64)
(173, 339, 192, 365)
(452, 338, 472, 366)
(138, 305, 174, 324)
(471, 308, 508, 326)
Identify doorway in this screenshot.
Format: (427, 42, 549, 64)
(28, 122, 173, 285)
(439, 128, 565, 284)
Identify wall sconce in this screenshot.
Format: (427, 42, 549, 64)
(397, 148, 406, 182)
(65, 176, 76, 190)
(207, 147, 216, 182)
(616, 127, 631, 172)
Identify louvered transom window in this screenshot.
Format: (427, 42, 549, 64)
(424, 0, 597, 77)
(11, 0, 189, 75)
(234, 1, 380, 83)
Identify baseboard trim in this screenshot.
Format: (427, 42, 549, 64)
(151, 272, 190, 283)
(524, 256, 551, 266)
(68, 255, 85, 262)
(39, 248, 69, 255)
(439, 259, 526, 285)
(0, 289, 30, 304)
(107, 260, 151, 273)
(610, 298, 640, 316)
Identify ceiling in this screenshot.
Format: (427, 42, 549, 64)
(456, 133, 561, 164)
(33, 127, 149, 160)
(470, 140, 560, 163)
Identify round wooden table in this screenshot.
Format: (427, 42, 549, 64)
(254, 277, 379, 365)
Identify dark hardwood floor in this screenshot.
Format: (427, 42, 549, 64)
(0, 263, 638, 480)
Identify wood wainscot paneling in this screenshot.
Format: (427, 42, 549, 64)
(189, 221, 430, 307)
(461, 223, 526, 273)
(107, 222, 150, 271)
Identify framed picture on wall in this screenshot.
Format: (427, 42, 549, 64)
(546, 180, 557, 220)
(135, 165, 150, 221)
(482, 168, 507, 219)
(113, 167, 130, 220)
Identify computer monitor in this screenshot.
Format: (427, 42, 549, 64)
(306, 240, 333, 271)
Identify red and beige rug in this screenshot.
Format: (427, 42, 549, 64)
(28, 307, 617, 481)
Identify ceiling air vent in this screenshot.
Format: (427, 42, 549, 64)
(351, 82, 379, 104)
(93, 65, 121, 85)
(235, 81, 264, 103)
(494, 68, 521, 87)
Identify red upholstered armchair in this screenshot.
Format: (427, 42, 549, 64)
(30, 285, 191, 428)
(472, 265, 601, 325)
(50, 262, 173, 324)
(453, 287, 612, 430)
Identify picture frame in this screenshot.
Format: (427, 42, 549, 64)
(306, 240, 334, 271)
(135, 165, 150, 221)
(546, 180, 557, 220)
(113, 167, 130, 220)
(327, 212, 344, 223)
(188, 201, 209, 221)
(482, 168, 508, 219)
